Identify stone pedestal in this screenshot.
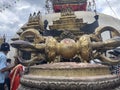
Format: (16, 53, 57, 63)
(18, 62, 120, 90)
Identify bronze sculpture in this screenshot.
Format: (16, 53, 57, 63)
(11, 8, 120, 90)
(11, 27, 120, 65)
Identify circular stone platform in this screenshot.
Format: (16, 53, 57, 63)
(29, 62, 110, 77)
(18, 62, 120, 90)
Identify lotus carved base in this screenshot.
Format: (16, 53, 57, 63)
(18, 63, 120, 90)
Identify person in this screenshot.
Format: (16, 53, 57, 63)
(108, 48, 120, 75)
(0, 42, 14, 90)
(4, 58, 11, 90)
(9, 56, 24, 90)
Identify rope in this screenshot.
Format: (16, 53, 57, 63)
(92, 0, 97, 15)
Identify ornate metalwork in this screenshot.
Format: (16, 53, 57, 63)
(11, 9, 120, 90)
(11, 26, 120, 65)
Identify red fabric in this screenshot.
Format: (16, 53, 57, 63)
(53, 3, 87, 12)
(9, 64, 23, 90)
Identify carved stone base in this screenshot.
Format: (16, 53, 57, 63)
(29, 62, 111, 77)
(18, 63, 120, 90)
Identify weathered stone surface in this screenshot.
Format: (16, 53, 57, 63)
(29, 63, 110, 77)
(18, 74, 120, 90)
(18, 63, 120, 90)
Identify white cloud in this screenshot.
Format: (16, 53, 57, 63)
(96, 0, 120, 19)
(16, 5, 30, 10)
(0, 8, 20, 24)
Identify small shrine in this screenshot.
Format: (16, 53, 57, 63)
(49, 7, 87, 36)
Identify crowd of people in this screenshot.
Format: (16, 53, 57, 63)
(0, 42, 24, 90)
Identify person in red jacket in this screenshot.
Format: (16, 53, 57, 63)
(9, 56, 24, 90)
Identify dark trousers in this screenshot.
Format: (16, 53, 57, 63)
(0, 83, 4, 90)
(4, 77, 10, 90)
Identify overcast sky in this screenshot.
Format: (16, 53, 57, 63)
(0, 0, 120, 42)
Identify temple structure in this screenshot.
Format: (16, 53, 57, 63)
(49, 7, 87, 31)
(12, 11, 44, 41)
(52, 0, 87, 12)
